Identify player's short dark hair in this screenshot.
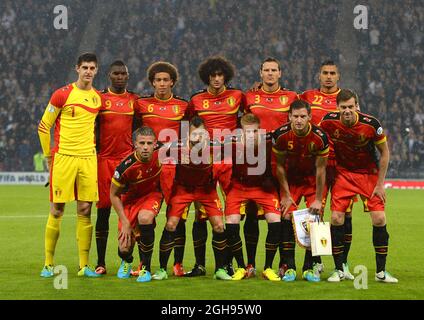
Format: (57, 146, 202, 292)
(336, 89, 359, 105)
(132, 126, 156, 143)
(260, 57, 281, 71)
(320, 60, 338, 70)
(147, 62, 178, 87)
(241, 113, 260, 127)
(109, 60, 127, 71)
(198, 56, 235, 85)
(289, 99, 311, 115)
(77, 52, 98, 67)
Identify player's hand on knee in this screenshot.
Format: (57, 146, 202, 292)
(371, 185, 386, 203)
(280, 196, 295, 216)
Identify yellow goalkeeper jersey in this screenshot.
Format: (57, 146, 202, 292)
(38, 83, 102, 156)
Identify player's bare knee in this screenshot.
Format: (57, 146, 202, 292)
(212, 222, 224, 233)
(283, 214, 292, 221)
(77, 202, 92, 216)
(371, 212, 386, 226)
(51, 207, 64, 217)
(165, 220, 178, 232)
(138, 211, 154, 225)
(331, 211, 345, 226)
(265, 213, 281, 223)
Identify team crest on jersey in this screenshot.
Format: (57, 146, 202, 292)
(377, 127, 383, 135)
(308, 142, 316, 153)
(173, 105, 180, 114)
(227, 97, 236, 107)
(334, 129, 340, 138)
(279, 95, 288, 105)
(359, 134, 366, 143)
(113, 171, 120, 179)
(54, 188, 62, 197)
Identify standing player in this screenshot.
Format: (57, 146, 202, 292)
(320, 89, 397, 283)
(300, 60, 354, 278)
(152, 116, 232, 281)
(134, 61, 189, 276)
(38, 53, 102, 278)
(110, 127, 163, 282)
(135, 61, 188, 143)
(95, 60, 139, 275)
(185, 56, 245, 277)
(244, 57, 298, 277)
(224, 113, 281, 281)
(273, 100, 329, 282)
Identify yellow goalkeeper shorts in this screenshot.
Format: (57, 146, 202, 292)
(50, 153, 98, 203)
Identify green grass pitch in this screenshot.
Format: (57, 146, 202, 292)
(0, 186, 423, 300)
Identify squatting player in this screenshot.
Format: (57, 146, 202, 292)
(152, 116, 232, 281)
(95, 60, 139, 275)
(110, 127, 163, 283)
(320, 89, 397, 283)
(223, 113, 282, 281)
(38, 53, 102, 278)
(273, 100, 329, 282)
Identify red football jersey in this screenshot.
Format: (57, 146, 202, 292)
(273, 123, 329, 181)
(300, 88, 341, 161)
(97, 89, 139, 159)
(135, 94, 189, 142)
(111, 151, 162, 204)
(165, 140, 216, 187)
(188, 87, 245, 138)
(299, 88, 340, 126)
(245, 87, 298, 132)
(320, 112, 386, 173)
(226, 134, 273, 186)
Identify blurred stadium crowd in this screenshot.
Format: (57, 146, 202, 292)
(0, 0, 422, 177)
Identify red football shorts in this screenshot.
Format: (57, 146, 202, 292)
(225, 181, 280, 217)
(287, 176, 317, 215)
(118, 191, 163, 230)
(331, 167, 384, 213)
(97, 157, 121, 209)
(167, 184, 223, 219)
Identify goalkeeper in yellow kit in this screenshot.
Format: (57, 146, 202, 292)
(38, 53, 103, 277)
